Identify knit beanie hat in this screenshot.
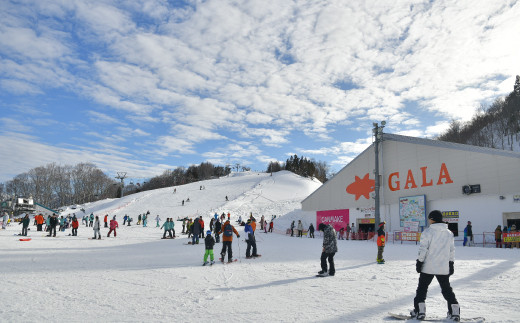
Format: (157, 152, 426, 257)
(428, 210, 443, 223)
(318, 223, 326, 231)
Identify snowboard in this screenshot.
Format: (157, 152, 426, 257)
(219, 258, 238, 263)
(19, 238, 32, 241)
(88, 238, 102, 240)
(388, 313, 485, 322)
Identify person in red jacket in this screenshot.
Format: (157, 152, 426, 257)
(107, 217, 119, 237)
(219, 220, 240, 262)
(71, 216, 79, 236)
(377, 222, 386, 264)
(104, 214, 108, 228)
(35, 214, 45, 231)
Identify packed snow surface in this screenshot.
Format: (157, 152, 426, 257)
(1, 171, 518, 322)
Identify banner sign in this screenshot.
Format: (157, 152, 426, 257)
(503, 232, 520, 243)
(316, 209, 349, 232)
(399, 195, 426, 227)
(404, 221, 419, 232)
(394, 232, 421, 241)
(441, 211, 459, 223)
(360, 218, 375, 224)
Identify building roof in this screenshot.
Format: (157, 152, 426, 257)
(383, 133, 520, 159)
(302, 133, 520, 205)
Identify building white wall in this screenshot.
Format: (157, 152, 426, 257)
(302, 134, 520, 234)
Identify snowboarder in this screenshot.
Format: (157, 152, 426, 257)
(19, 214, 30, 236)
(214, 218, 222, 243)
(156, 215, 161, 227)
(377, 222, 386, 264)
(104, 214, 108, 228)
(219, 219, 240, 262)
(269, 221, 273, 233)
(297, 220, 303, 237)
(495, 225, 502, 248)
(142, 213, 148, 227)
(411, 210, 459, 321)
(71, 216, 79, 236)
(290, 220, 295, 237)
(93, 215, 101, 239)
(317, 223, 337, 277)
(346, 224, 351, 240)
(308, 223, 315, 238)
(123, 214, 127, 225)
(463, 221, 473, 246)
(203, 230, 215, 266)
(161, 218, 173, 239)
(47, 214, 58, 237)
(107, 217, 119, 237)
(89, 213, 94, 227)
(137, 214, 142, 225)
(191, 216, 201, 244)
(245, 219, 259, 258)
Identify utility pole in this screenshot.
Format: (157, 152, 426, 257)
(372, 121, 386, 229)
(115, 172, 127, 198)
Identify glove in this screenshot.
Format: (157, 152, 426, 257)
(416, 259, 423, 273)
(237, 235, 240, 238)
(449, 261, 454, 276)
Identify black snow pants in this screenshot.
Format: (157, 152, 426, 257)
(320, 252, 335, 275)
(414, 273, 458, 314)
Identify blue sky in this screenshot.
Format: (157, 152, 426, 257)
(1, 0, 519, 183)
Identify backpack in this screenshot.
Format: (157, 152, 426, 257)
(224, 223, 233, 237)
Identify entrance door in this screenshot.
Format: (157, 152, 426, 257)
(503, 212, 520, 229)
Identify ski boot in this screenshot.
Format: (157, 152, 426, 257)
(203, 261, 209, 266)
(210, 260, 215, 265)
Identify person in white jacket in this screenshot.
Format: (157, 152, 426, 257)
(411, 210, 459, 321)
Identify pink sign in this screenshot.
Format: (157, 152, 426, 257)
(316, 209, 349, 232)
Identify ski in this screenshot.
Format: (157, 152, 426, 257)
(19, 238, 31, 241)
(388, 313, 485, 322)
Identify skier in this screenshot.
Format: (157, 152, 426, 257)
(245, 219, 260, 258)
(203, 230, 215, 266)
(107, 216, 119, 237)
(377, 222, 386, 264)
(317, 223, 337, 277)
(219, 219, 240, 262)
(93, 215, 101, 240)
(411, 210, 459, 321)
(156, 215, 161, 228)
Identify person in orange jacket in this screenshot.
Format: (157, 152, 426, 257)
(377, 222, 386, 264)
(35, 214, 45, 231)
(219, 220, 240, 262)
(104, 214, 108, 228)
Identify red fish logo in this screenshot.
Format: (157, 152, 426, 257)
(346, 173, 375, 200)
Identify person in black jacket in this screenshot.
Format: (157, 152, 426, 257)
(203, 230, 215, 265)
(214, 219, 222, 243)
(47, 214, 58, 237)
(20, 214, 30, 236)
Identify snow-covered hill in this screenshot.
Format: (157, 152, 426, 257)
(1, 171, 518, 322)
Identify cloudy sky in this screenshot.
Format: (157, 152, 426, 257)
(1, 0, 519, 183)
